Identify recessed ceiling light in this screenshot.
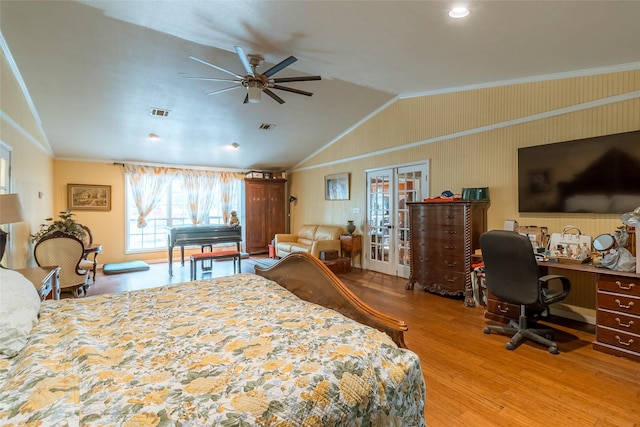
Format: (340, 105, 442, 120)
(148, 133, 159, 141)
(231, 142, 239, 149)
(449, 6, 470, 18)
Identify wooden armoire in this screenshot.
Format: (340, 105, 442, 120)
(244, 178, 287, 254)
(406, 200, 489, 306)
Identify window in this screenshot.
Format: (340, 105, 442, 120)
(125, 177, 243, 252)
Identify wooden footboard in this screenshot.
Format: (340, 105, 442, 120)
(255, 252, 408, 348)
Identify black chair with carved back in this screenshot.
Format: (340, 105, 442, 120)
(34, 231, 91, 297)
(479, 230, 572, 354)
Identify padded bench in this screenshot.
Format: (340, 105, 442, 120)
(189, 250, 241, 280)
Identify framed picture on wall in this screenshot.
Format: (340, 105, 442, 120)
(68, 184, 111, 211)
(325, 173, 350, 200)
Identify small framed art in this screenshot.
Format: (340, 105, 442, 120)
(68, 184, 111, 211)
(325, 173, 350, 200)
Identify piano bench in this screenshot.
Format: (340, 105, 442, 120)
(190, 250, 241, 281)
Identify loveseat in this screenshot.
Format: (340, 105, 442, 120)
(274, 224, 342, 258)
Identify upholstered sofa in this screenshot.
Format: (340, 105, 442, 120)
(274, 224, 342, 258)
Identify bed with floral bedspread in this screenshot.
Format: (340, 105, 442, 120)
(0, 268, 425, 426)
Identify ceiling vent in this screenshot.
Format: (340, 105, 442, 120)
(259, 123, 275, 130)
(150, 108, 170, 117)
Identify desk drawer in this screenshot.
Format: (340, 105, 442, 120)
(597, 309, 640, 335)
(597, 291, 640, 316)
(487, 298, 519, 319)
(598, 275, 640, 297)
(596, 325, 640, 354)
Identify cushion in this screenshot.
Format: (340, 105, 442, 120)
(103, 260, 150, 275)
(297, 225, 318, 240)
(0, 269, 41, 358)
(291, 243, 312, 252)
(314, 225, 341, 240)
(190, 251, 240, 260)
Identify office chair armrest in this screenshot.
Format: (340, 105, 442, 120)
(539, 274, 571, 305)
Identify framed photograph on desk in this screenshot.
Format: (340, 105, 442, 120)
(68, 184, 111, 211)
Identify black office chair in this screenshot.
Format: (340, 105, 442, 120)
(479, 230, 571, 354)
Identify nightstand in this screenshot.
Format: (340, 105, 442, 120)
(340, 234, 362, 267)
(15, 266, 61, 301)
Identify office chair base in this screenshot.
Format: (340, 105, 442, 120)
(484, 314, 560, 354)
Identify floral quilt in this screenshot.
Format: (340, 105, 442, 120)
(0, 273, 426, 426)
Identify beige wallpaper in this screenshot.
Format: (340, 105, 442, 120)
(288, 69, 640, 320)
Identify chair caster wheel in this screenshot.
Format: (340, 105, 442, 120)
(483, 327, 491, 334)
(505, 342, 515, 351)
(548, 346, 559, 355)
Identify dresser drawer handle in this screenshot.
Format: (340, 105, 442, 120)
(615, 299, 635, 309)
(615, 318, 634, 328)
(444, 245, 456, 250)
(446, 277, 457, 283)
(445, 230, 457, 234)
(445, 261, 457, 267)
(616, 281, 636, 291)
(615, 336, 634, 346)
(445, 215, 455, 219)
(497, 304, 509, 313)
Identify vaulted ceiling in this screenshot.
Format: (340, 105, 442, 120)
(2, 1, 640, 170)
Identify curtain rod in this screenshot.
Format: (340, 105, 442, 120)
(112, 161, 246, 173)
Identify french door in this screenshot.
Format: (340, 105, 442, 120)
(366, 162, 429, 277)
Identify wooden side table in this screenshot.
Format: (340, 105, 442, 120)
(340, 234, 362, 266)
(15, 266, 61, 301)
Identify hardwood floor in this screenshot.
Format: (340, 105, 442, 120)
(84, 258, 640, 426)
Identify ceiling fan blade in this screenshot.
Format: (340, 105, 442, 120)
(206, 85, 243, 96)
(189, 56, 243, 79)
(235, 46, 254, 76)
(184, 76, 241, 83)
(272, 76, 322, 83)
(263, 89, 285, 104)
(263, 56, 297, 77)
(272, 85, 313, 97)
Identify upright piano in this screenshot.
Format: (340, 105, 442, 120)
(167, 224, 242, 275)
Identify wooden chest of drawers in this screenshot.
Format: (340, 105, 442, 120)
(406, 200, 488, 306)
(594, 272, 640, 362)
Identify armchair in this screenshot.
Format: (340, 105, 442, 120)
(34, 231, 92, 297)
(479, 230, 571, 354)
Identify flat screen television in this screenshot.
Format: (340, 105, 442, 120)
(518, 130, 640, 214)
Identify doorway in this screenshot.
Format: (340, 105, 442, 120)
(366, 162, 429, 277)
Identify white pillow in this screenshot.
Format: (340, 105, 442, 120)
(0, 268, 41, 358)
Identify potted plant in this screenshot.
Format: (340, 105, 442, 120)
(31, 210, 86, 243)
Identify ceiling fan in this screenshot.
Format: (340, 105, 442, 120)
(187, 46, 321, 104)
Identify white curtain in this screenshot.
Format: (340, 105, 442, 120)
(125, 164, 174, 228)
(181, 169, 218, 224)
(219, 172, 242, 224)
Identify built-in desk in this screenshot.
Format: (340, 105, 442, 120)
(489, 261, 640, 363)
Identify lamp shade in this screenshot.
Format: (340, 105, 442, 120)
(0, 193, 25, 224)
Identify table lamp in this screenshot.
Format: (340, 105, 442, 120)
(0, 193, 25, 265)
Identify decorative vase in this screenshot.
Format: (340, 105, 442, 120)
(346, 220, 356, 235)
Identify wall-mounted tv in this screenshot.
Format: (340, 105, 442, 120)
(518, 130, 640, 214)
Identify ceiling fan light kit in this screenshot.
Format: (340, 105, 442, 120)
(189, 46, 321, 104)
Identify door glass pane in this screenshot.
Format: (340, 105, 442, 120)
(397, 170, 422, 267)
(368, 172, 391, 263)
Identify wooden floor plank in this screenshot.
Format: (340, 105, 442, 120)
(83, 260, 640, 426)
